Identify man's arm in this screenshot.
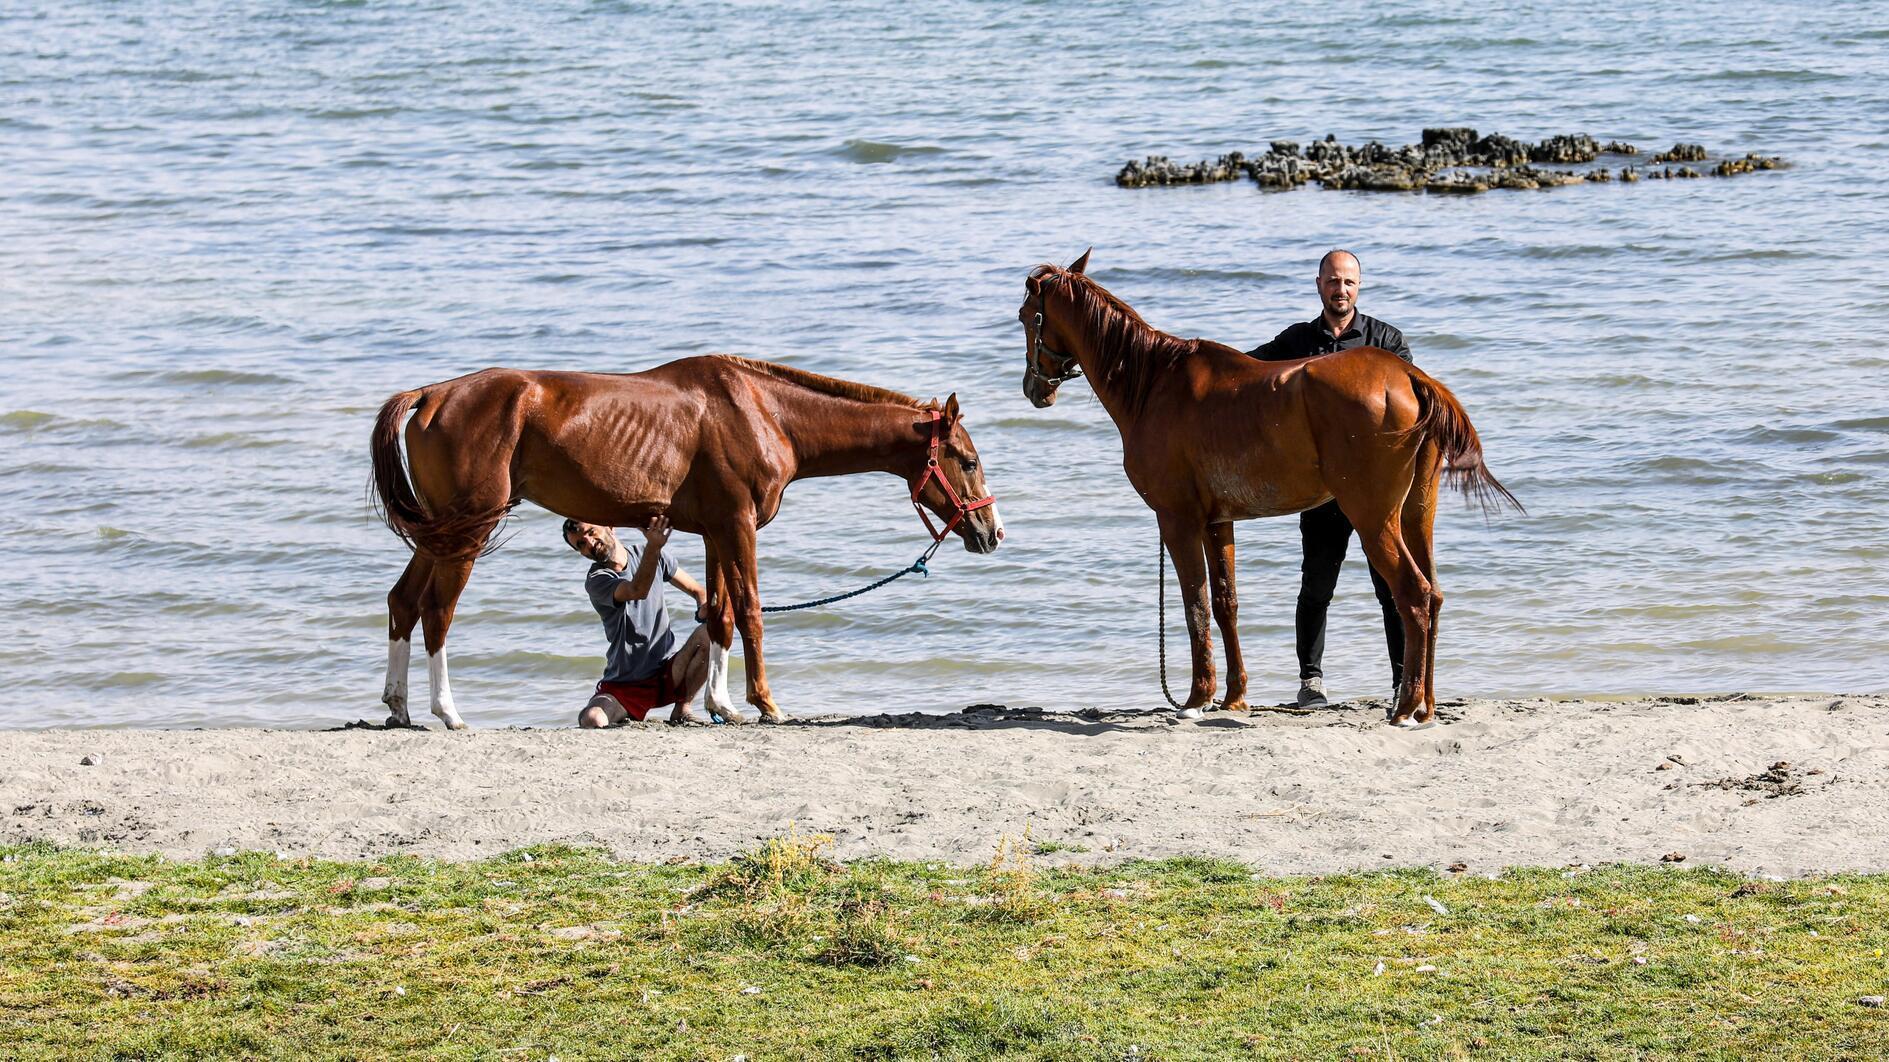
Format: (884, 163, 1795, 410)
(669, 568, 710, 621)
(1384, 329, 1412, 362)
(612, 517, 673, 602)
(1374, 321, 1413, 362)
(1247, 322, 1309, 361)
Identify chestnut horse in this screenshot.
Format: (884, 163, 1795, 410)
(370, 355, 1003, 729)
(1018, 251, 1517, 728)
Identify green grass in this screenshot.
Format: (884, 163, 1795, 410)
(3, 837, 1887, 1059)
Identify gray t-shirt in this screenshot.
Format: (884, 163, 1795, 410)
(586, 544, 680, 683)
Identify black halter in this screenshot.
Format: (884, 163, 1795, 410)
(1023, 306, 1083, 389)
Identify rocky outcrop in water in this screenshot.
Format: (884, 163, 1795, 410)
(1114, 129, 1786, 194)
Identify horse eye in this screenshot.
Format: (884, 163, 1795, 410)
(960, 458, 978, 473)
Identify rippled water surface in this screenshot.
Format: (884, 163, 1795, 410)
(4, 2, 1887, 728)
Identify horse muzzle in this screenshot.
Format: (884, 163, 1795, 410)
(1022, 371, 1058, 408)
(963, 507, 1004, 554)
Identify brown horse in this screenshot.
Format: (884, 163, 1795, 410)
(370, 355, 1003, 729)
(1018, 251, 1517, 728)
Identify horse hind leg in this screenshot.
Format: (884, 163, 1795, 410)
(1364, 525, 1434, 729)
(1339, 490, 1433, 729)
(382, 554, 431, 727)
(1401, 443, 1444, 725)
(418, 557, 477, 730)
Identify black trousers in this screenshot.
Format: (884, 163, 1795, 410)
(1295, 500, 1403, 685)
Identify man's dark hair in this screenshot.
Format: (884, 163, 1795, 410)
(1318, 249, 1360, 275)
(560, 517, 582, 546)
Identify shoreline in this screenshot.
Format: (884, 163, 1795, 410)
(3, 694, 1884, 876)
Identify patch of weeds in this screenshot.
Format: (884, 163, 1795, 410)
(700, 824, 837, 902)
(964, 833, 1048, 924)
(709, 895, 814, 950)
(1157, 855, 1255, 884)
(1031, 840, 1090, 856)
(816, 891, 908, 968)
(865, 993, 1106, 1058)
(690, 826, 840, 953)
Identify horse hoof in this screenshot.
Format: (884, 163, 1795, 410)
(1389, 716, 1436, 731)
(758, 712, 786, 726)
(1176, 707, 1203, 720)
(1217, 700, 1249, 714)
(711, 711, 744, 725)
(383, 714, 410, 730)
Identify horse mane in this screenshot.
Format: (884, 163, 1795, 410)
(711, 354, 933, 409)
(1031, 264, 1195, 412)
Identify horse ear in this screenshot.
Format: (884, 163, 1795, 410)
(943, 392, 961, 423)
(1069, 247, 1092, 274)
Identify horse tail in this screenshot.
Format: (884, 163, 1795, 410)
(370, 384, 523, 560)
(1405, 369, 1525, 515)
(370, 389, 433, 551)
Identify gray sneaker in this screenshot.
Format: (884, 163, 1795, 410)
(1296, 677, 1328, 709)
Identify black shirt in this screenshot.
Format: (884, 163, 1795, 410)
(1249, 311, 1412, 363)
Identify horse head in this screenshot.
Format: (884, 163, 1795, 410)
(1019, 249, 1091, 407)
(909, 392, 1003, 554)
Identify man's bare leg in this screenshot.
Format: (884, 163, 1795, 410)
(579, 693, 628, 729)
(666, 626, 712, 724)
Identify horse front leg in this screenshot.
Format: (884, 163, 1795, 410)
(724, 521, 785, 724)
(1156, 512, 1215, 711)
(699, 534, 743, 725)
(1204, 521, 1247, 711)
(382, 553, 431, 727)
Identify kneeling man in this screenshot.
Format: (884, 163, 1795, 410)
(564, 516, 712, 727)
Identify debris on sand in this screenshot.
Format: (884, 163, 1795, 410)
(1700, 761, 1830, 801)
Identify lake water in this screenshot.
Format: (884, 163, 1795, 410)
(3, 1, 1886, 728)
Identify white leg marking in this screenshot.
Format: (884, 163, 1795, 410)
(382, 638, 411, 725)
(428, 650, 469, 730)
(704, 639, 736, 722)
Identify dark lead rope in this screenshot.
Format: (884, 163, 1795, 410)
(760, 538, 944, 614)
(1158, 532, 1314, 716)
(1157, 535, 1187, 710)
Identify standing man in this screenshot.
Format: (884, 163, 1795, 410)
(564, 516, 713, 727)
(1249, 249, 1412, 708)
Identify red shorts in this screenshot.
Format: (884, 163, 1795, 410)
(594, 671, 673, 722)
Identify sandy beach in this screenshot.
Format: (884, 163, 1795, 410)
(2, 694, 1883, 877)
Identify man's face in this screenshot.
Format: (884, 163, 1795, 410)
(565, 522, 617, 562)
(1317, 254, 1361, 321)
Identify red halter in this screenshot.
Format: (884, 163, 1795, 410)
(910, 409, 996, 543)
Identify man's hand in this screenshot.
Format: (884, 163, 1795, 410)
(641, 515, 672, 549)
(694, 595, 712, 623)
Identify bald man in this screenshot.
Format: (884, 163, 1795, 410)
(1249, 249, 1413, 709)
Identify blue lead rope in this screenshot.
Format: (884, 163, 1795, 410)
(759, 539, 944, 613)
